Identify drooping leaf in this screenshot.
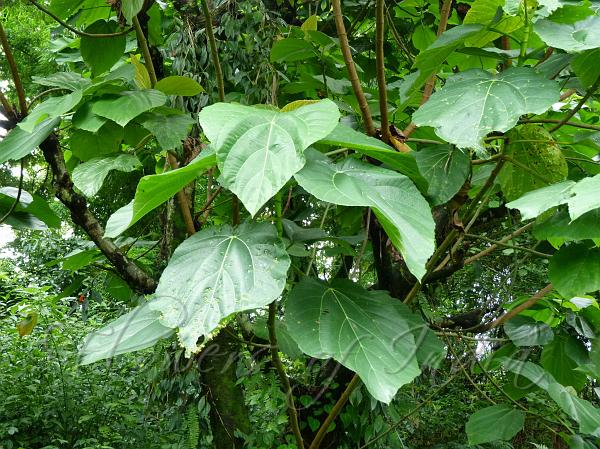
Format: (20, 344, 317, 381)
(548, 243, 600, 298)
(0, 187, 59, 230)
(319, 123, 427, 190)
(198, 100, 340, 216)
(17, 312, 39, 337)
(498, 125, 568, 201)
(0, 118, 59, 164)
(546, 383, 600, 436)
(148, 222, 290, 355)
(270, 38, 316, 63)
(72, 154, 142, 197)
(506, 180, 576, 219)
(79, 300, 174, 365)
(416, 145, 470, 205)
(104, 150, 217, 238)
(154, 76, 204, 96)
(121, 0, 143, 23)
(412, 68, 560, 155)
(504, 315, 554, 347)
(466, 405, 525, 445)
(19, 92, 82, 133)
(80, 20, 127, 75)
(130, 53, 151, 89)
(535, 16, 600, 52)
(72, 102, 108, 132)
(138, 108, 195, 150)
(286, 278, 422, 403)
(294, 149, 435, 280)
(92, 90, 167, 127)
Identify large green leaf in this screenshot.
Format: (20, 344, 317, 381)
(466, 405, 525, 445)
(541, 334, 588, 390)
(285, 278, 421, 403)
(92, 90, 167, 127)
(412, 68, 560, 155)
(415, 145, 470, 205)
(79, 300, 174, 365)
(319, 123, 427, 190)
(270, 38, 316, 63)
(148, 222, 290, 355)
(504, 315, 554, 347)
(198, 99, 340, 216)
(32, 72, 92, 91)
(138, 108, 195, 150)
(19, 91, 82, 133)
(294, 149, 435, 280)
(0, 118, 59, 164)
(0, 187, 60, 229)
(104, 150, 217, 238)
(571, 49, 600, 87)
(80, 20, 127, 75)
(498, 125, 568, 201)
(72, 154, 142, 197)
(507, 174, 600, 221)
(534, 209, 600, 244)
(535, 16, 600, 52)
(548, 243, 600, 298)
(68, 120, 124, 160)
(154, 76, 204, 96)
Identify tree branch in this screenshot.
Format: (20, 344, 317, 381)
(40, 133, 157, 293)
(332, 0, 375, 136)
(200, 0, 225, 102)
(375, 0, 390, 142)
(0, 20, 28, 114)
(550, 76, 600, 133)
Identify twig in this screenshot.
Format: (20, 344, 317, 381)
(478, 283, 554, 332)
(375, 0, 390, 142)
(309, 374, 361, 449)
(200, 0, 225, 102)
(332, 0, 375, 136)
(464, 222, 534, 265)
(463, 233, 551, 258)
(268, 302, 304, 449)
(133, 16, 157, 86)
(26, 0, 132, 38)
(519, 118, 600, 131)
(550, 76, 600, 133)
(167, 153, 197, 236)
(0, 90, 14, 117)
(27, 88, 68, 109)
(0, 20, 28, 114)
(403, 0, 452, 137)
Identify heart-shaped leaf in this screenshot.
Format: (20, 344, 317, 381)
(148, 222, 290, 355)
(286, 278, 422, 403)
(412, 68, 559, 155)
(198, 99, 340, 216)
(294, 149, 435, 280)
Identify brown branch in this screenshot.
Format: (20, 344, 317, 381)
(167, 153, 197, 236)
(464, 222, 534, 264)
(200, 0, 225, 102)
(375, 0, 390, 142)
(403, 0, 452, 137)
(0, 90, 14, 117)
(519, 118, 600, 131)
(332, 0, 375, 136)
(478, 283, 554, 332)
(550, 76, 600, 133)
(40, 133, 157, 293)
(133, 16, 157, 86)
(268, 302, 304, 449)
(0, 20, 28, 114)
(26, 0, 132, 38)
(309, 374, 361, 449)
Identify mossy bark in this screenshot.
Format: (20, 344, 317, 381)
(199, 328, 251, 448)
